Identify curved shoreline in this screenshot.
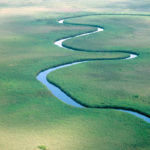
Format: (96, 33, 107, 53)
(37, 15, 150, 124)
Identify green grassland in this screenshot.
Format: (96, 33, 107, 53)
(48, 15, 150, 116)
(0, 0, 150, 150)
(63, 15, 150, 53)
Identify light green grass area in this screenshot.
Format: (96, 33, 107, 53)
(0, 0, 150, 150)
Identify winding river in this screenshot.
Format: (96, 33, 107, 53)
(37, 15, 150, 124)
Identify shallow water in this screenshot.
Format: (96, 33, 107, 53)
(37, 62, 85, 108)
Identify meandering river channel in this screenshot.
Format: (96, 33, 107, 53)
(37, 15, 150, 124)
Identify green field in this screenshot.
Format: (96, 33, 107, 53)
(0, 0, 150, 150)
(48, 15, 150, 116)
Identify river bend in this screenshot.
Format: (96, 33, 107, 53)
(37, 15, 150, 124)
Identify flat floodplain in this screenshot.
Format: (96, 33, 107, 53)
(0, 1, 150, 150)
(48, 15, 150, 115)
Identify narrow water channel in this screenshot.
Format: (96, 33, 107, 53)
(37, 16, 150, 124)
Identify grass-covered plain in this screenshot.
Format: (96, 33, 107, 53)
(48, 15, 150, 116)
(0, 0, 150, 150)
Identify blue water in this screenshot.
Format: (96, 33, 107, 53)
(37, 62, 85, 108)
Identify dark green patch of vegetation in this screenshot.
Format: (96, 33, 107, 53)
(38, 145, 47, 150)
